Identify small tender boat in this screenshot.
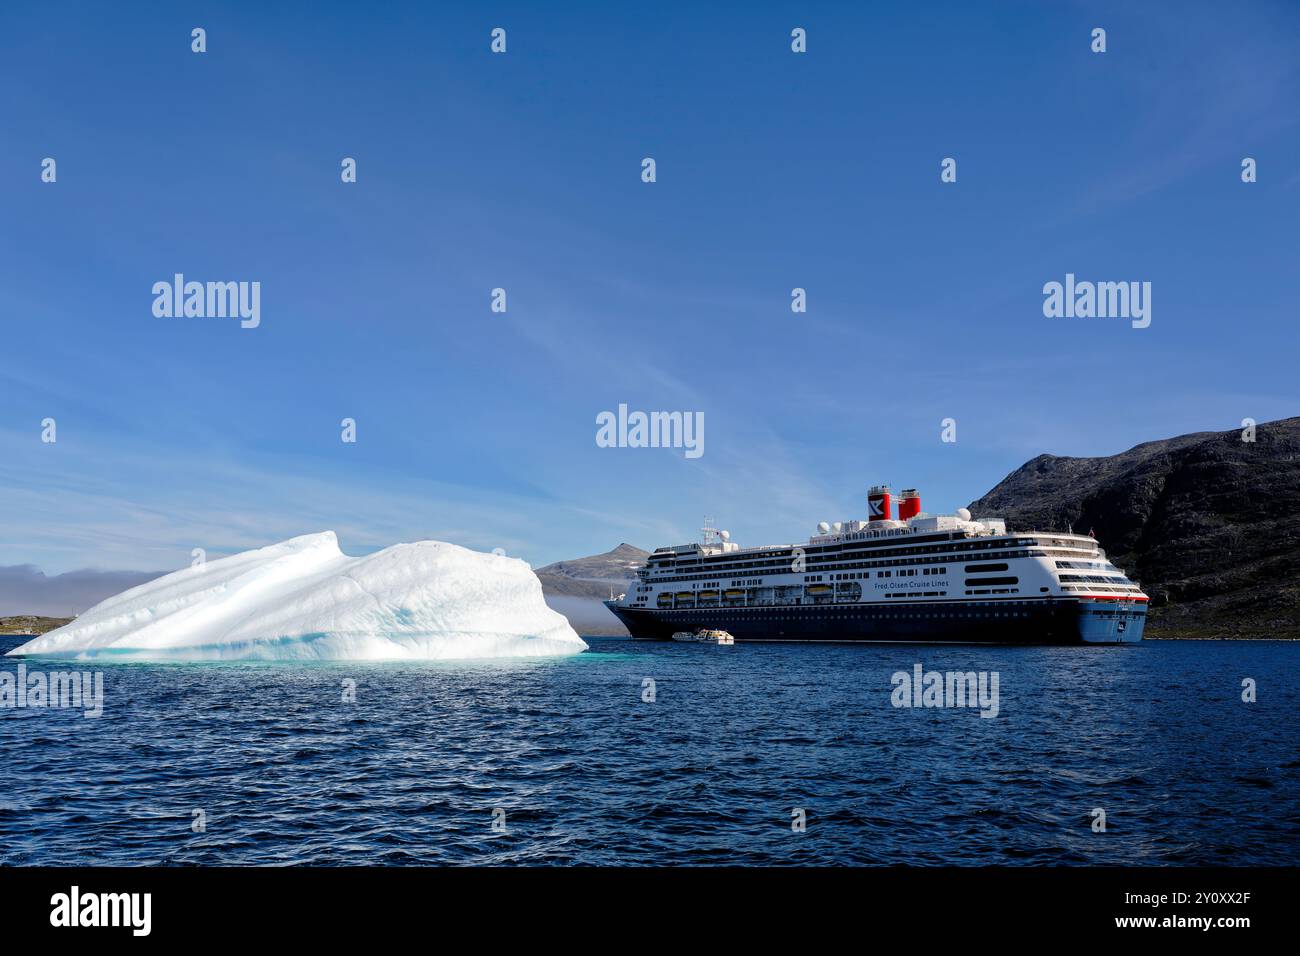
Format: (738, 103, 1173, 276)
(695, 628, 734, 645)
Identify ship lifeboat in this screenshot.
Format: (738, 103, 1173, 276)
(695, 629, 735, 645)
(723, 589, 745, 600)
(805, 584, 833, 595)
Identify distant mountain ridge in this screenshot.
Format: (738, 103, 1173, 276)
(969, 416, 1300, 638)
(534, 543, 648, 598)
(536, 543, 648, 635)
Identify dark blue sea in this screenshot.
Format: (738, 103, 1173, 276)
(1, 635, 1297, 866)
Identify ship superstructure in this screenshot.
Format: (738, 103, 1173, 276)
(604, 485, 1146, 644)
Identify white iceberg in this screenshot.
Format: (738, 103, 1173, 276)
(7, 532, 587, 662)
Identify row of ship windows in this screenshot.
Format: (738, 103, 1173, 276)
(1056, 560, 1122, 572)
(1060, 584, 1142, 593)
(650, 540, 1060, 576)
(679, 599, 1057, 610)
(651, 550, 1040, 584)
(673, 584, 1044, 598)
(650, 580, 1139, 602)
(670, 572, 1128, 595)
(659, 590, 1079, 607)
(663, 539, 1103, 571)
(655, 536, 1044, 568)
(664, 609, 1036, 620)
(655, 544, 1102, 576)
(651, 587, 1145, 608)
(826, 567, 953, 582)
(781, 566, 956, 586)
(650, 552, 1111, 587)
(708, 564, 986, 589)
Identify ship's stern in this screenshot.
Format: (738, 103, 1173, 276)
(1075, 598, 1146, 644)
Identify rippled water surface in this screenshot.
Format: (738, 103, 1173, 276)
(1, 636, 1297, 865)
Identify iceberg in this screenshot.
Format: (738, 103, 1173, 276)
(7, 532, 587, 662)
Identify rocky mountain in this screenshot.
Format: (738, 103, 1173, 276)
(535, 543, 649, 597)
(535, 543, 648, 635)
(968, 417, 1300, 638)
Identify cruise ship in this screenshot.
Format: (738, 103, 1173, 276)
(604, 486, 1146, 644)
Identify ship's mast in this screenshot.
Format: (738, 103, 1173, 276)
(701, 516, 720, 546)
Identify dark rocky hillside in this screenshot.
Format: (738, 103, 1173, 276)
(968, 417, 1300, 638)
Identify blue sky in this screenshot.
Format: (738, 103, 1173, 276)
(2, 0, 1298, 575)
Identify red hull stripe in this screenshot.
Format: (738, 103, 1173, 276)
(1076, 594, 1149, 603)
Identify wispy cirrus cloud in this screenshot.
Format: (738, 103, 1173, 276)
(0, 424, 668, 574)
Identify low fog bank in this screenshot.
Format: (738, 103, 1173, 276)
(544, 594, 627, 637)
(0, 565, 162, 617)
